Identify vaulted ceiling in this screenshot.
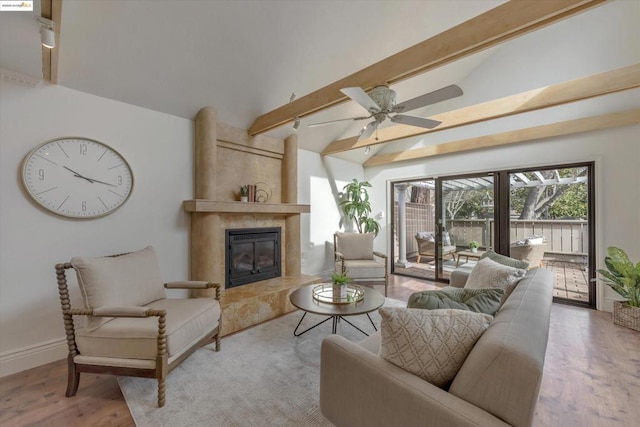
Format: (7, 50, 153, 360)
(1, 0, 637, 164)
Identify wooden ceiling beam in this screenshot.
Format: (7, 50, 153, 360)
(248, 0, 608, 136)
(323, 63, 640, 155)
(41, 0, 62, 84)
(364, 108, 640, 167)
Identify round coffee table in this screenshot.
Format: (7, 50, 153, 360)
(289, 284, 385, 337)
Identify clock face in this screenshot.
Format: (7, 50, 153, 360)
(22, 137, 134, 219)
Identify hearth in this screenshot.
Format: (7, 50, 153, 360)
(225, 227, 281, 288)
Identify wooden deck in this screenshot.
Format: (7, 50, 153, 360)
(394, 257, 590, 303)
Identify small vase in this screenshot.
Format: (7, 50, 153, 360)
(471, 247, 478, 253)
(332, 283, 347, 300)
(241, 196, 248, 203)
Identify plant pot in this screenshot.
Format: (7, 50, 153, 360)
(612, 300, 640, 332)
(240, 196, 248, 203)
(470, 248, 478, 253)
(332, 283, 347, 300)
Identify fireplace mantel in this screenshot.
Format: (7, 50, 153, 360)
(184, 200, 310, 215)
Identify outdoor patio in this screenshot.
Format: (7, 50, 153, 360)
(393, 257, 589, 303)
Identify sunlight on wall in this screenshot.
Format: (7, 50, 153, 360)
(309, 175, 346, 245)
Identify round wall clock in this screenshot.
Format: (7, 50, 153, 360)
(22, 137, 134, 219)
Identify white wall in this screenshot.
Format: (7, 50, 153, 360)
(365, 0, 640, 312)
(298, 149, 364, 277)
(0, 81, 195, 376)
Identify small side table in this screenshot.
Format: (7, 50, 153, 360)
(456, 250, 486, 267)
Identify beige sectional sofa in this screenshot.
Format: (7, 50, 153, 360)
(320, 268, 554, 427)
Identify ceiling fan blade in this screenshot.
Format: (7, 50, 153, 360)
(390, 114, 442, 129)
(307, 115, 370, 128)
(392, 84, 463, 113)
(358, 121, 378, 141)
(341, 87, 381, 113)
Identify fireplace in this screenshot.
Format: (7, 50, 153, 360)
(225, 227, 282, 288)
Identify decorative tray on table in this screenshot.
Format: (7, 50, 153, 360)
(312, 283, 365, 305)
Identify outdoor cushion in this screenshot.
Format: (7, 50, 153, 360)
(71, 246, 166, 331)
(378, 308, 492, 388)
(480, 250, 529, 270)
(407, 288, 505, 316)
(75, 297, 220, 360)
(335, 232, 374, 260)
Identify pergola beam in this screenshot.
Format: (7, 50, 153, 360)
(249, 0, 608, 136)
(324, 63, 640, 155)
(364, 108, 640, 167)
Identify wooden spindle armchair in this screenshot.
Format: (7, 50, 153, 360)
(55, 246, 221, 407)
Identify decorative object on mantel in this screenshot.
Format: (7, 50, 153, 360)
(239, 185, 249, 202)
(255, 181, 272, 203)
(339, 179, 380, 235)
(468, 240, 480, 253)
(595, 246, 640, 332)
(247, 184, 256, 202)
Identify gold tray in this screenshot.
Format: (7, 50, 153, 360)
(312, 283, 365, 305)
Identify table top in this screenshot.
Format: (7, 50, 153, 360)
(457, 250, 486, 257)
(289, 284, 385, 317)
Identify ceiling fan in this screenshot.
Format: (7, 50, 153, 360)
(308, 84, 463, 141)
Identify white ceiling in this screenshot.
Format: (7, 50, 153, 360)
(0, 0, 510, 158)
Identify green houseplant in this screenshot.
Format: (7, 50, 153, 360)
(331, 271, 351, 300)
(596, 246, 640, 331)
(239, 185, 249, 202)
(339, 179, 380, 235)
(468, 241, 480, 253)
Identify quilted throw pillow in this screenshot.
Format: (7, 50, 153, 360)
(464, 257, 526, 304)
(379, 308, 492, 388)
(407, 288, 505, 316)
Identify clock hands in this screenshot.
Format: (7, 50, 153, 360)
(64, 166, 117, 187)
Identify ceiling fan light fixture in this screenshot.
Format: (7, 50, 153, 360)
(37, 17, 55, 49)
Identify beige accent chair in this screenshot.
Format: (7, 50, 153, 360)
(55, 246, 221, 407)
(334, 232, 388, 296)
(415, 232, 457, 264)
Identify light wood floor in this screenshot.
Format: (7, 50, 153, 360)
(1, 275, 638, 426)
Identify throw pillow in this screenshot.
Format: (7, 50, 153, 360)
(71, 246, 166, 331)
(336, 232, 374, 260)
(416, 231, 434, 242)
(464, 257, 526, 304)
(379, 308, 492, 388)
(407, 288, 505, 316)
(480, 249, 529, 270)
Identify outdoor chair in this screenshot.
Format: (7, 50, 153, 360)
(415, 231, 457, 264)
(334, 232, 388, 296)
(510, 241, 547, 268)
(55, 245, 221, 407)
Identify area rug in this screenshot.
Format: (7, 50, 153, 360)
(118, 297, 406, 426)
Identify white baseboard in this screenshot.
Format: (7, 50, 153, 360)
(0, 338, 67, 378)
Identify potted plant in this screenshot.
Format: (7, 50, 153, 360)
(469, 241, 480, 253)
(596, 246, 640, 331)
(331, 271, 350, 299)
(239, 185, 249, 202)
(339, 179, 380, 236)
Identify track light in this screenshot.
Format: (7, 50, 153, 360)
(38, 17, 55, 49)
(293, 117, 300, 131)
(364, 145, 371, 154)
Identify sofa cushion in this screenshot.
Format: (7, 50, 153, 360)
(378, 307, 492, 388)
(71, 246, 166, 331)
(464, 257, 526, 304)
(75, 297, 220, 360)
(480, 249, 529, 270)
(335, 232, 374, 260)
(407, 288, 504, 316)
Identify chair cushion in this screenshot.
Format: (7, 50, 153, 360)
(480, 249, 529, 270)
(75, 297, 220, 360)
(378, 308, 492, 388)
(335, 259, 385, 279)
(71, 246, 166, 331)
(335, 232, 374, 260)
(464, 257, 526, 305)
(415, 232, 435, 242)
(407, 288, 505, 316)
